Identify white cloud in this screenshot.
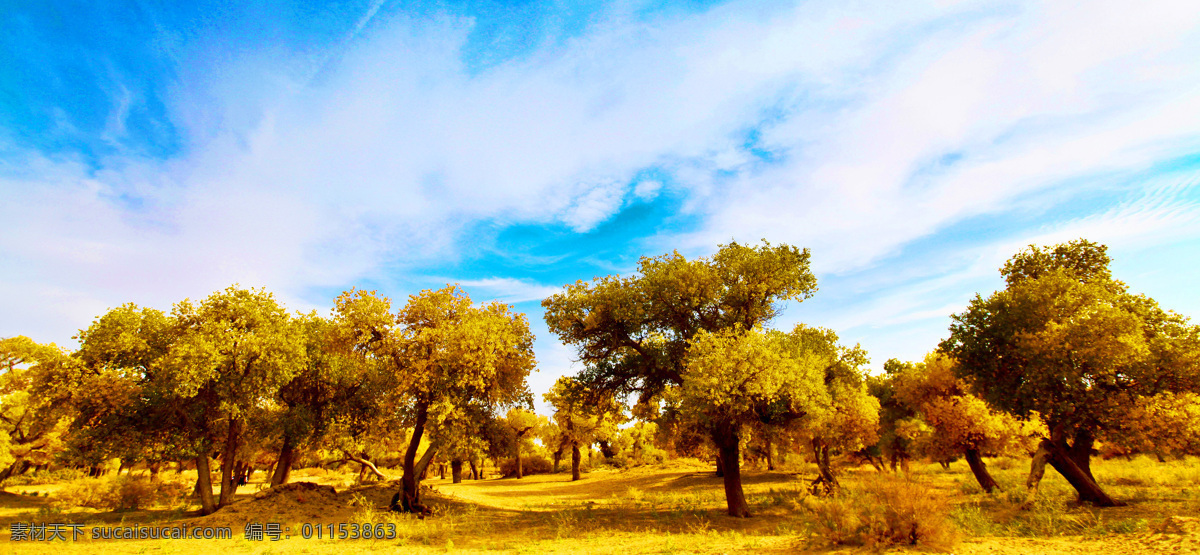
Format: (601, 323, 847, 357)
(455, 278, 563, 304)
(3, 0, 1199, 362)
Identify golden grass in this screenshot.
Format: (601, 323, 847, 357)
(1, 455, 1197, 553)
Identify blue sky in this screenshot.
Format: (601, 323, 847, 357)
(3, 0, 1199, 413)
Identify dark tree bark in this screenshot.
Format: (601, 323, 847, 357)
(1066, 428, 1096, 482)
(571, 443, 582, 481)
(715, 452, 725, 478)
(765, 437, 775, 471)
(0, 458, 24, 482)
(713, 425, 750, 518)
(552, 447, 563, 473)
(810, 440, 839, 494)
(393, 403, 440, 513)
(194, 455, 216, 515)
(469, 459, 478, 480)
(964, 448, 1001, 493)
(396, 402, 429, 512)
(451, 459, 463, 483)
(271, 438, 295, 487)
(1026, 436, 1123, 507)
(598, 440, 617, 460)
(343, 452, 387, 481)
(513, 425, 534, 479)
(218, 417, 243, 506)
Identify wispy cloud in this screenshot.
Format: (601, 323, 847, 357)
(1, 0, 1198, 380)
(454, 278, 563, 304)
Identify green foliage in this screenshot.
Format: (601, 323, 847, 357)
(500, 454, 553, 477)
(168, 286, 304, 416)
(891, 352, 1043, 461)
(544, 376, 621, 450)
(543, 240, 817, 404)
(680, 326, 827, 433)
(943, 239, 1200, 440)
(0, 336, 75, 473)
(773, 326, 880, 474)
(613, 421, 667, 467)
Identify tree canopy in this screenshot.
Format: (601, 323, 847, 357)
(941, 239, 1200, 506)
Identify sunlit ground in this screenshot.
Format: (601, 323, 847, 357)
(2, 455, 1198, 553)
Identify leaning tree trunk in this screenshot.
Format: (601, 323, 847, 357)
(1066, 429, 1096, 482)
(0, 458, 24, 482)
(810, 440, 839, 494)
(469, 459, 478, 480)
(194, 455, 217, 515)
(451, 459, 463, 483)
(393, 402, 440, 512)
(396, 402, 429, 512)
(571, 443, 582, 481)
(1026, 437, 1122, 507)
(713, 424, 750, 518)
(218, 417, 243, 507)
(964, 448, 1001, 493)
(345, 454, 386, 482)
(271, 437, 295, 487)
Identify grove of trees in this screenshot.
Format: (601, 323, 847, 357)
(2, 238, 1197, 518)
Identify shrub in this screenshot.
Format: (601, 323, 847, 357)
(53, 475, 188, 511)
(1, 468, 84, 486)
(499, 455, 552, 477)
(805, 475, 958, 550)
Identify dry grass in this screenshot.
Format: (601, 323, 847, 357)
(0, 455, 1197, 553)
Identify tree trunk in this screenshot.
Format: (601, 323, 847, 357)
(1026, 438, 1122, 507)
(713, 425, 750, 518)
(218, 417, 243, 507)
(571, 443, 582, 481)
(393, 406, 441, 513)
(344, 452, 387, 481)
(395, 401, 429, 512)
(416, 441, 439, 480)
(715, 452, 725, 478)
(765, 437, 775, 471)
(194, 455, 216, 515)
(1045, 438, 1121, 506)
(0, 458, 24, 482)
(598, 440, 616, 460)
(1067, 428, 1096, 482)
(1024, 440, 1051, 507)
(271, 438, 295, 487)
(811, 440, 839, 494)
(964, 448, 1001, 493)
(451, 460, 463, 483)
(469, 459, 478, 480)
(516, 444, 523, 479)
